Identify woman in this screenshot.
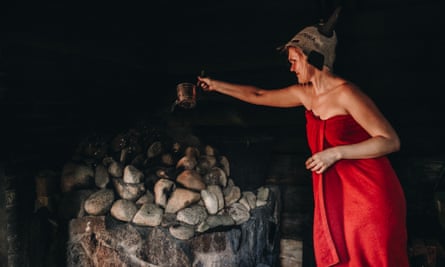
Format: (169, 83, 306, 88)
(197, 8, 409, 267)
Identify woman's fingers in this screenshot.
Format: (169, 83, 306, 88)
(197, 77, 210, 90)
(306, 156, 326, 174)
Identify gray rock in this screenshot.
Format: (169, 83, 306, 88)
(176, 156, 197, 170)
(165, 188, 201, 214)
(132, 203, 164, 227)
(185, 146, 200, 159)
(219, 155, 230, 177)
(119, 147, 129, 163)
(161, 153, 174, 166)
(161, 212, 178, 228)
(201, 189, 218, 215)
(239, 191, 257, 210)
(227, 203, 250, 225)
(223, 184, 241, 206)
(110, 199, 138, 222)
(196, 157, 212, 175)
(204, 145, 216, 156)
(113, 178, 146, 201)
(203, 167, 227, 187)
(136, 191, 154, 205)
(147, 141, 162, 159)
(123, 165, 144, 184)
(176, 204, 208, 225)
(207, 185, 224, 212)
(256, 186, 270, 207)
(196, 215, 235, 232)
(108, 160, 123, 178)
(155, 168, 169, 179)
(84, 189, 115, 216)
(94, 164, 110, 189)
(202, 155, 216, 168)
(169, 223, 195, 240)
(154, 178, 176, 208)
(176, 169, 205, 191)
(102, 156, 114, 166)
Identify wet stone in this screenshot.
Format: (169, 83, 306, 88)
(169, 223, 195, 240)
(135, 191, 154, 205)
(84, 189, 115, 216)
(108, 160, 123, 178)
(132, 203, 163, 227)
(123, 165, 144, 184)
(110, 199, 138, 222)
(154, 178, 176, 208)
(94, 164, 110, 189)
(165, 188, 201, 214)
(176, 169, 205, 191)
(176, 204, 208, 225)
(112, 178, 145, 201)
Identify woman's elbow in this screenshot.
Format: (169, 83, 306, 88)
(378, 134, 400, 154)
(390, 135, 401, 153)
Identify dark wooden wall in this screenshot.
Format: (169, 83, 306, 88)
(1, 1, 445, 266)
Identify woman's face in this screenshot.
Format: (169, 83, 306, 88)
(287, 46, 314, 83)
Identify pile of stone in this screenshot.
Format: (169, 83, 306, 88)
(58, 127, 271, 240)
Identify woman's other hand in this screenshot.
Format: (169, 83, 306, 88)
(305, 148, 341, 174)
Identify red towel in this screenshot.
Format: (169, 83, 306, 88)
(305, 110, 409, 267)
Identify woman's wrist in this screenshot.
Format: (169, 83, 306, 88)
(210, 79, 219, 92)
(332, 146, 343, 161)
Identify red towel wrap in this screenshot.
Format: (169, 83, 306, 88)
(305, 110, 409, 267)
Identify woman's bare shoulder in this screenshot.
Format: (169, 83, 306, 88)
(337, 81, 378, 113)
(282, 83, 314, 108)
(337, 81, 367, 97)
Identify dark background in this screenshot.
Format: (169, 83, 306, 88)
(1, 0, 445, 161)
(1, 1, 445, 266)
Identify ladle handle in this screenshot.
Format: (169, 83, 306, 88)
(170, 100, 179, 112)
(197, 69, 206, 90)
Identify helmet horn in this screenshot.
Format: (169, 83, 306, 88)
(318, 6, 342, 37)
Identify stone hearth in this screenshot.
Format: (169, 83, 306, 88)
(67, 186, 279, 267)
